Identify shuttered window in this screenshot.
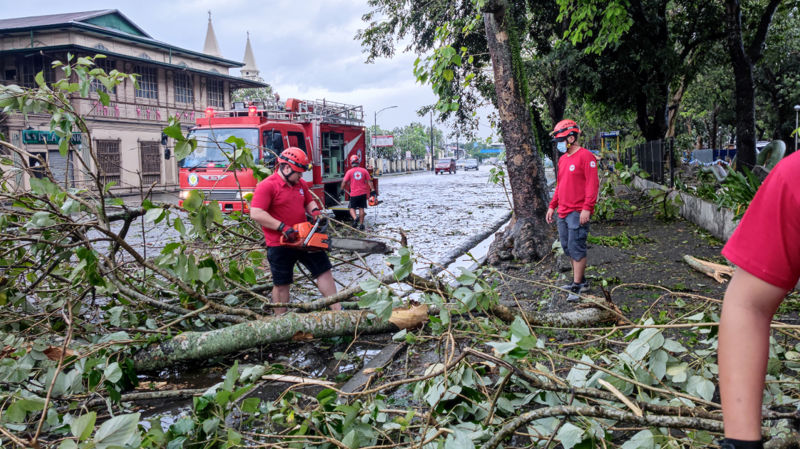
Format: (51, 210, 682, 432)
(96, 140, 121, 185)
(140, 141, 161, 185)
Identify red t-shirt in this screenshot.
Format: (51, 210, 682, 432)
(549, 147, 600, 218)
(343, 167, 372, 197)
(251, 172, 314, 247)
(722, 152, 800, 290)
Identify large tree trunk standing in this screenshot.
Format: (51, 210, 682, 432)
(724, 0, 782, 170)
(483, 0, 555, 264)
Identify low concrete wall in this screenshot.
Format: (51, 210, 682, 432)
(369, 158, 427, 176)
(633, 176, 738, 241)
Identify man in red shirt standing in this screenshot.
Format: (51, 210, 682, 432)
(717, 151, 800, 449)
(545, 119, 600, 302)
(250, 147, 339, 315)
(341, 154, 376, 231)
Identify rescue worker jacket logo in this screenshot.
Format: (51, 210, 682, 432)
(569, 164, 576, 172)
(590, 161, 596, 168)
(354, 171, 363, 180)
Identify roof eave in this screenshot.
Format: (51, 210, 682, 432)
(0, 22, 244, 68)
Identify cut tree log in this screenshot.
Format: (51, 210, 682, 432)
(683, 255, 734, 283)
(133, 306, 428, 372)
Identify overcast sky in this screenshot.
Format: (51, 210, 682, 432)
(5, 0, 496, 140)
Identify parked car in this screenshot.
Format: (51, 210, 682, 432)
(455, 159, 466, 169)
(435, 158, 456, 174)
(464, 158, 479, 171)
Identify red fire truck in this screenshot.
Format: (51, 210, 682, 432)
(177, 98, 375, 217)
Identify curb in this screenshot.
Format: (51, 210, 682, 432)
(632, 176, 737, 241)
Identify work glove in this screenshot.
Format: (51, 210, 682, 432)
(310, 208, 322, 218)
(278, 223, 299, 243)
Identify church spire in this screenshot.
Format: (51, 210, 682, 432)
(241, 31, 260, 80)
(203, 10, 222, 57)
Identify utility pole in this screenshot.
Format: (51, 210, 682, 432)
(429, 110, 435, 171)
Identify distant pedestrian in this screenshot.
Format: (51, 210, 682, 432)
(341, 154, 376, 231)
(545, 119, 600, 302)
(718, 151, 800, 449)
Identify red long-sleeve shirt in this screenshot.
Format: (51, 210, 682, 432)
(549, 147, 600, 218)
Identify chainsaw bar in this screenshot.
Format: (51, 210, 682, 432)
(328, 237, 389, 255)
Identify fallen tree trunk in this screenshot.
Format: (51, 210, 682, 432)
(133, 306, 428, 372)
(491, 302, 617, 327)
(683, 255, 734, 283)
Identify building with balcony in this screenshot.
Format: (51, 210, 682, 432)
(0, 10, 267, 191)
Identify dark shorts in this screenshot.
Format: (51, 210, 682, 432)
(267, 246, 333, 286)
(349, 194, 367, 209)
(557, 211, 589, 261)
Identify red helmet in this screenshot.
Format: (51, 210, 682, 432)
(349, 154, 360, 166)
(278, 147, 309, 172)
(551, 119, 581, 141)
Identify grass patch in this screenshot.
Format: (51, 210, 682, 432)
(588, 231, 654, 249)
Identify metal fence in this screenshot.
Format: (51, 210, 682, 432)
(625, 138, 675, 187)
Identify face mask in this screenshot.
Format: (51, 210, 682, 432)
(557, 141, 568, 153)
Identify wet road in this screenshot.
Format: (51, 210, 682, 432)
(366, 166, 510, 267)
(115, 165, 520, 286)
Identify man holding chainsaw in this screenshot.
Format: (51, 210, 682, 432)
(250, 147, 339, 315)
(341, 154, 376, 231)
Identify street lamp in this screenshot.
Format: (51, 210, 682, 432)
(794, 104, 800, 153)
(372, 105, 398, 160)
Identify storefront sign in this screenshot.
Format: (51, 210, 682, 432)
(22, 130, 82, 145)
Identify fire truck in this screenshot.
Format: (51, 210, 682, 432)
(177, 98, 374, 217)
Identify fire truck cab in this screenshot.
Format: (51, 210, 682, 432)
(178, 98, 375, 217)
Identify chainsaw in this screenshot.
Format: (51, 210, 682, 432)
(279, 218, 389, 254)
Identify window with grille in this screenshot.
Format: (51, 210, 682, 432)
(96, 140, 121, 185)
(139, 141, 161, 185)
(207, 79, 224, 107)
(18, 55, 55, 88)
(89, 57, 117, 94)
(134, 65, 158, 99)
(174, 72, 194, 104)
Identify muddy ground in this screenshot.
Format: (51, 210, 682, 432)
(491, 191, 728, 322)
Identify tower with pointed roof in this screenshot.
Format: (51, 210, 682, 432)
(203, 11, 222, 57)
(241, 32, 260, 81)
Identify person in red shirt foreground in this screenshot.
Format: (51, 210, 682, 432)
(249, 148, 339, 315)
(718, 151, 800, 449)
(545, 119, 599, 302)
(341, 154, 376, 230)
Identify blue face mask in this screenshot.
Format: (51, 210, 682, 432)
(557, 141, 568, 153)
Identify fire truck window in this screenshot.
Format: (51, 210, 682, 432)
(287, 131, 306, 151)
(182, 128, 259, 168)
(264, 131, 283, 156)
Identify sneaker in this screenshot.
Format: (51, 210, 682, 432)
(566, 284, 581, 302)
(560, 278, 589, 293)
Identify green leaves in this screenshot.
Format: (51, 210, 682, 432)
(164, 116, 198, 161)
(386, 247, 413, 280)
(93, 413, 141, 449)
(70, 412, 97, 441)
(5, 396, 45, 422)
